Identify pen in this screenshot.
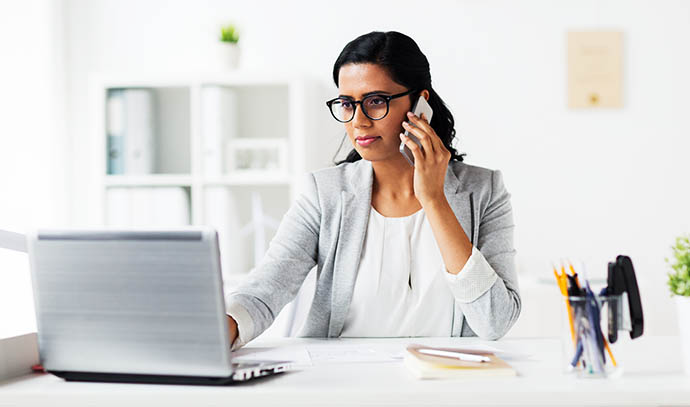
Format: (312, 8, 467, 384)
(596, 287, 619, 367)
(584, 281, 607, 373)
(567, 261, 581, 289)
(418, 348, 491, 363)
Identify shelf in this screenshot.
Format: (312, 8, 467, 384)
(104, 173, 293, 187)
(94, 74, 317, 271)
(93, 71, 305, 88)
(104, 174, 193, 187)
(226, 138, 288, 148)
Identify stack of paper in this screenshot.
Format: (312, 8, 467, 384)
(404, 344, 516, 379)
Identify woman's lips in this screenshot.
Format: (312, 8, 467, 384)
(356, 137, 380, 146)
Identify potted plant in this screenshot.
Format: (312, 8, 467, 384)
(666, 234, 690, 375)
(216, 23, 241, 70)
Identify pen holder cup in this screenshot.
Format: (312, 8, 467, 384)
(560, 294, 623, 378)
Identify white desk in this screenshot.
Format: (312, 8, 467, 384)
(2, 336, 689, 406)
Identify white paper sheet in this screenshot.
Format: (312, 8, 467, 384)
(230, 340, 534, 368)
(232, 345, 313, 368)
(307, 345, 401, 364)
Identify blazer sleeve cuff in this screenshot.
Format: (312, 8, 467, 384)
(227, 301, 255, 351)
(443, 246, 499, 303)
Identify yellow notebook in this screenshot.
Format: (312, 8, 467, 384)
(404, 344, 517, 379)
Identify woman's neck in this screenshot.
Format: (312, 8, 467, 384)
(371, 157, 415, 199)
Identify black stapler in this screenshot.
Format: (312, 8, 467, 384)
(602, 255, 644, 344)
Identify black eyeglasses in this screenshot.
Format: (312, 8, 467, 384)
(325, 89, 416, 123)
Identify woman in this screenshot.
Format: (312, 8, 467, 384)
(225, 31, 520, 349)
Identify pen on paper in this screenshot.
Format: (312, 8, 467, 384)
(417, 348, 491, 363)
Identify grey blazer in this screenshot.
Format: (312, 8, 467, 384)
(226, 159, 521, 341)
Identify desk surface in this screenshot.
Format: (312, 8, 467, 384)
(2, 336, 689, 406)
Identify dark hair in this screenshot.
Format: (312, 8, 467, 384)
(332, 31, 465, 165)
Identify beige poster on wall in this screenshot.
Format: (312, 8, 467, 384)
(567, 31, 623, 108)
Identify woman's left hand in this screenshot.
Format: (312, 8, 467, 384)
(400, 111, 451, 207)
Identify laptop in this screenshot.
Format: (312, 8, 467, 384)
(26, 227, 293, 385)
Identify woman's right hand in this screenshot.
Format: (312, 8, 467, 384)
(227, 315, 238, 346)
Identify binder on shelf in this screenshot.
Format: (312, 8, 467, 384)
(106, 89, 124, 175)
(201, 86, 238, 175)
(123, 89, 155, 174)
(203, 187, 244, 279)
(239, 191, 280, 267)
(106, 88, 156, 175)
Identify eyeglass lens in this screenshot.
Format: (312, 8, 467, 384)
(331, 95, 388, 122)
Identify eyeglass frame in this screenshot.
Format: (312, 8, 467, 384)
(325, 88, 417, 123)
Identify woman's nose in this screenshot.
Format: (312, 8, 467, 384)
(351, 104, 372, 127)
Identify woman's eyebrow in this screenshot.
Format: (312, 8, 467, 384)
(338, 90, 392, 98)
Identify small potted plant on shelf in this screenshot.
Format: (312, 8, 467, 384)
(217, 23, 241, 70)
(666, 234, 690, 375)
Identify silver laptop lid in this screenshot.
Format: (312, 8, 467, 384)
(27, 227, 233, 377)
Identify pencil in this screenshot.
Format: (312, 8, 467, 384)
(553, 267, 576, 344)
(603, 337, 618, 367)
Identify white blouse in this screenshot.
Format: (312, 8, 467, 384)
(340, 206, 493, 338)
(228, 206, 499, 349)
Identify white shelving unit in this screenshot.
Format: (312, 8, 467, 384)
(89, 71, 342, 339)
(90, 72, 336, 278)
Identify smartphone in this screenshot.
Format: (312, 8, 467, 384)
(399, 95, 434, 166)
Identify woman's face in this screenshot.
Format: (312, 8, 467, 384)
(337, 63, 414, 163)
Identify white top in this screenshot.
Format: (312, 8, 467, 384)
(341, 206, 454, 337)
(228, 207, 500, 349)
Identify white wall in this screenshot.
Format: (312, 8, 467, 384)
(0, 0, 67, 232)
(0, 0, 67, 337)
(60, 0, 690, 336)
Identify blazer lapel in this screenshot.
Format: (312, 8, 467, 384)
(329, 160, 373, 337)
(443, 166, 476, 245)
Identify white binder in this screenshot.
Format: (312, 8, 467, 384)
(201, 86, 238, 175)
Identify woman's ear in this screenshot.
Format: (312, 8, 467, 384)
(421, 89, 430, 101)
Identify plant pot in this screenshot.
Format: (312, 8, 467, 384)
(676, 295, 690, 375)
(215, 42, 241, 70)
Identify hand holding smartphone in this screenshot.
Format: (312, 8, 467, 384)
(399, 95, 434, 166)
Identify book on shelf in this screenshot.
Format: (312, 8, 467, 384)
(403, 344, 517, 379)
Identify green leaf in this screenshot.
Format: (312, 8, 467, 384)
(220, 23, 240, 43)
(667, 234, 690, 296)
